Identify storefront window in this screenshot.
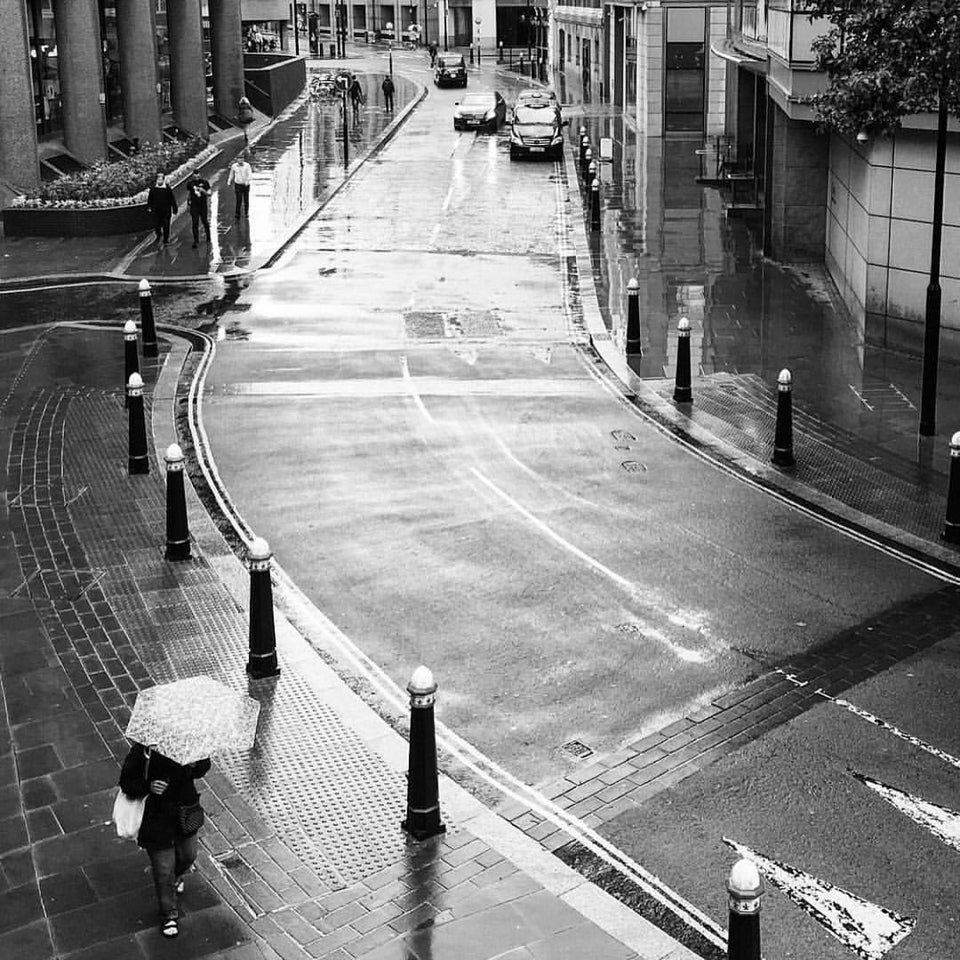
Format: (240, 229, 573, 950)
(28, 0, 62, 139)
(664, 6, 704, 133)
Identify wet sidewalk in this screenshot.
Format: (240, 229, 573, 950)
(0, 322, 696, 956)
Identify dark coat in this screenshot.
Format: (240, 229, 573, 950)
(146, 185, 177, 218)
(348, 80, 364, 105)
(381, 77, 395, 97)
(119, 743, 210, 849)
(186, 177, 211, 211)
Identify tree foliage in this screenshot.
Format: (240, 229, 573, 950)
(804, 0, 960, 134)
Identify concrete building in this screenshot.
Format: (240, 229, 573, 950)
(716, 0, 960, 341)
(0, 0, 246, 193)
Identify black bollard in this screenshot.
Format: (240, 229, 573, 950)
(579, 132, 588, 164)
(590, 178, 601, 231)
(123, 319, 139, 408)
(127, 373, 149, 475)
(727, 857, 763, 960)
(673, 317, 693, 403)
(626, 277, 642, 354)
(498, 41, 503, 63)
(469, 45, 474, 65)
(164, 443, 191, 561)
(247, 537, 281, 679)
(771, 368, 795, 467)
(401, 665, 446, 841)
(581, 147, 593, 183)
(139, 278, 158, 358)
(942, 431, 960, 543)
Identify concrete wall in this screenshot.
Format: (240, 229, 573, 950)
(705, 6, 726, 137)
(767, 103, 829, 260)
(827, 128, 960, 344)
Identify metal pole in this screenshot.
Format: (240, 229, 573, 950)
(247, 537, 281, 679)
(771, 368, 795, 467)
(401, 666, 446, 840)
(626, 277, 641, 354)
(919, 95, 948, 436)
(164, 443, 191, 561)
(727, 858, 763, 960)
(138, 279, 158, 358)
(291, 3, 300, 54)
(123, 320, 139, 409)
(526, 0, 531, 60)
(127, 374, 149, 475)
(673, 317, 692, 403)
(443, 0, 448, 50)
(943, 431, 960, 544)
(342, 86, 349, 166)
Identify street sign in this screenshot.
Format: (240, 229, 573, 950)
(335, 72, 350, 91)
(599, 137, 613, 161)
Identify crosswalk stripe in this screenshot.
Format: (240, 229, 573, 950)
(854, 772, 960, 853)
(722, 838, 915, 960)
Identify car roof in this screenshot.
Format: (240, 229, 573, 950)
(513, 102, 560, 121)
(517, 90, 557, 101)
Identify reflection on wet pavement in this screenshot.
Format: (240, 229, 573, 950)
(566, 107, 960, 480)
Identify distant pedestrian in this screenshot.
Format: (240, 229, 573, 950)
(227, 153, 252, 219)
(348, 75, 365, 121)
(146, 173, 177, 245)
(429, 41, 438, 67)
(118, 743, 211, 939)
(186, 171, 211, 248)
(381, 75, 395, 112)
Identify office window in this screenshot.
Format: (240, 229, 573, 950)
(664, 6, 704, 132)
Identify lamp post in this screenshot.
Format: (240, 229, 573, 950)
(475, 17, 481, 64)
(385, 21, 394, 74)
(443, 0, 448, 50)
(920, 94, 948, 437)
(525, 0, 532, 60)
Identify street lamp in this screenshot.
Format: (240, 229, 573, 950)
(385, 21, 394, 75)
(920, 95, 948, 436)
(475, 17, 481, 64)
(443, 0, 448, 51)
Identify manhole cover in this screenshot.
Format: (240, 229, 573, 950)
(404, 310, 446, 338)
(621, 461, 647, 473)
(561, 739, 594, 760)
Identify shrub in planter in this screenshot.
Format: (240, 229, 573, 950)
(25, 137, 208, 204)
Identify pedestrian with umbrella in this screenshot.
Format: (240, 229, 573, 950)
(115, 677, 260, 940)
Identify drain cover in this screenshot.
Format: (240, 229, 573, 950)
(561, 739, 594, 760)
(621, 460, 647, 473)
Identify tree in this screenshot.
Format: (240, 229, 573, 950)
(804, 1, 960, 134)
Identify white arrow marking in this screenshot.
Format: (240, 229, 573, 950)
(723, 838, 915, 960)
(854, 772, 960, 853)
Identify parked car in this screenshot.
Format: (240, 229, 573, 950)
(509, 100, 568, 160)
(434, 55, 467, 88)
(515, 89, 558, 108)
(453, 91, 507, 132)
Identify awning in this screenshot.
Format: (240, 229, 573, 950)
(711, 38, 767, 74)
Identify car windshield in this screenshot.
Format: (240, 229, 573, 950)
(461, 94, 493, 109)
(513, 104, 557, 125)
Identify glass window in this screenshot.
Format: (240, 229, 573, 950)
(664, 7, 704, 132)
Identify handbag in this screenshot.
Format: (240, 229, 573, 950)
(113, 748, 150, 840)
(177, 801, 204, 835)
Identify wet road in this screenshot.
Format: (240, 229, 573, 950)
(194, 52, 960, 957)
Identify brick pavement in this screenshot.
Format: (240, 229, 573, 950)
(0, 324, 694, 960)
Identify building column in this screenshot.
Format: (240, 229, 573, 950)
(0, 0, 40, 187)
(52, 0, 107, 162)
(209, 0, 245, 119)
(167, 0, 208, 137)
(117, 0, 161, 145)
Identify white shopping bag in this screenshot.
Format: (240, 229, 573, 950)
(112, 790, 146, 839)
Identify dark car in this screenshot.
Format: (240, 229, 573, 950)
(434, 55, 467, 88)
(453, 91, 507, 132)
(509, 100, 568, 160)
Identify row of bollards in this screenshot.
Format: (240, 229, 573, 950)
(577, 125, 603, 234)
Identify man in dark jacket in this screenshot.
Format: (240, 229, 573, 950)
(348, 75, 365, 122)
(146, 173, 177, 244)
(119, 743, 211, 938)
(186, 171, 212, 248)
(381, 75, 395, 112)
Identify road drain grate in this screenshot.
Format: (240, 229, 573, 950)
(561, 739, 594, 760)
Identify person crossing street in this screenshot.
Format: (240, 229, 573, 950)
(186, 171, 212, 248)
(227, 153, 253, 219)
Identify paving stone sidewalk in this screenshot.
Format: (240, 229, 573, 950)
(0, 323, 696, 960)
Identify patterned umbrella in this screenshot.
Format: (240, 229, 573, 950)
(125, 677, 261, 765)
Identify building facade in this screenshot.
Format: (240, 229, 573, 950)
(0, 0, 247, 191)
(717, 0, 960, 338)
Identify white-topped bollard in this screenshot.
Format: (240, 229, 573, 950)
(401, 665, 446, 841)
(123, 320, 139, 408)
(138, 279, 158, 358)
(582, 146, 593, 182)
(942, 431, 960, 543)
(164, 443, 190, 561)
(673, 317, 692, 403)
(591, 178, 601, 231)
(772, 368, 795, 467)
(247, 537, 280, 679)
(127, 373, 149, 475)
(727, 857, 763, 960)
(626, 277, 642, 354)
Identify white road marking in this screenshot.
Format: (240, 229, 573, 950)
(399, 354, 434, 422)
(854, 772, 960, 853)
(470, 467, 717, 663)
(723, 839, 915, 960)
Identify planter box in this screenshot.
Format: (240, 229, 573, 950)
(1, 150, 219, 238)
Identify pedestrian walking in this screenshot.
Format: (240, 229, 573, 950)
(118, 743, 211, 939)
(429, 40, 438, 67)
(381, 75, 395, 112)
(186, 171, 211, 248)
(348, 75, 365, 122)
(227, 153, 252, 219)
(146, 173, 177, 245)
